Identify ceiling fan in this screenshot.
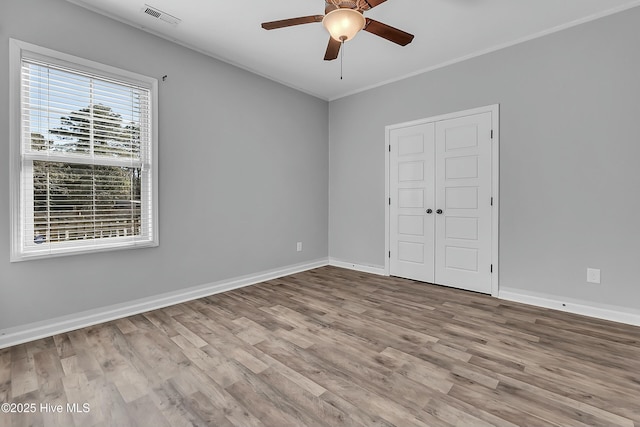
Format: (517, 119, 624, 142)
(261, 0, 414, 61)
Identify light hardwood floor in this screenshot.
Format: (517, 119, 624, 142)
(1, 266, 639, 426)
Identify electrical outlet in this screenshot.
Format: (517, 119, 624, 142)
(587, 268, 600, 284)
(296, 242, 303, 252)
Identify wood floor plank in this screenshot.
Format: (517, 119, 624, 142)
(178, 365, 266, 427)
(184, 390, 236, 427)
(61, 373, 98, 426)
(113, 317, 138, 335)
(10, 351, 38, 398)
(33, 350, 65, 393)
(40, 379, 75, 427)
(257, 352, 327, 397)
(423, 397, 502, 427)
(65, 334, 104, 381)
(92, 377, 136, 427)
(232, 316, 270, 346)
(51, 334, 75, 359)
(257, 368, 360, 427)
(2, 266, 639, 426)
(147, 380, 207, 427)
(447, 383, 555, 426)
(11, 390, 43, 427)
(110, 365, 149, 403)
(318, 390, 401, 427)
(225, 364, 312, 427)
(0, 349, 12, 402)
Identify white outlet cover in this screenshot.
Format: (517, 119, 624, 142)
(296, 242, 303, 252)
(587, 268, 601, 284)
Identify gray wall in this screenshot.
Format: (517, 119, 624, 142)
(329, 7, 640, 310)
(0, 0, 328, 330)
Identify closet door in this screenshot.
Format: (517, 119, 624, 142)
(434, 112, 492, 293)
(389, 123, 436, 283)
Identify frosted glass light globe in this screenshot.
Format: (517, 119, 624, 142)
(322, 8, 366, 42)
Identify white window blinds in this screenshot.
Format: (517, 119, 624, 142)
(11, 41, 158, 261)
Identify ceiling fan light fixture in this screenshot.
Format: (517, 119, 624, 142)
(322, 8, 365, 42)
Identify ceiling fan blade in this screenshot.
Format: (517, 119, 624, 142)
(324, 37, 341, 61)
(364, 0, 388, 8)
(261, 15, 324, 30)
(364, 18, 414, 46)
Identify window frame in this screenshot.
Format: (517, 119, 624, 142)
(9, 39, 159, 262)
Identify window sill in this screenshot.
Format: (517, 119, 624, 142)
(10, 239, 159, 263)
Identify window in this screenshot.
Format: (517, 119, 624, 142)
(10, 40, 158, 261)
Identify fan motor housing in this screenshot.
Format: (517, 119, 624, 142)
(326, 0, 371, 12)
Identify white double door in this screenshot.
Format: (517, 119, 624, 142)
(389, 111, 494, 294)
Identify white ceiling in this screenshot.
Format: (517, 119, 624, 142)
(66, 0, 640, 100)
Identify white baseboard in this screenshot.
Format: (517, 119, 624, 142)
(328, 257, 386, 276)
(0, 258, 329, 349)
(499, 288, 640, 327)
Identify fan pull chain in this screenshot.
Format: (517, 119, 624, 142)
(340, 39, 344, 80)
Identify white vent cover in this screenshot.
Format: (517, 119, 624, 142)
(142, 4, 181, 25)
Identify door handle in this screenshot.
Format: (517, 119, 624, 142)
(436, 209, 443, 214)
(426, 209, 432, 214)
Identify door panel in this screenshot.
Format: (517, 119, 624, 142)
(445, 187, 478, 209)
(445, 217, 478, 240)
(398, 215, 424, 235)
(398, 188, 424, 208)
(389, 123, 435, 283)
(435, 112, 492, 293)
(445, 156, 478, 179)
(445, 246, 478, 271)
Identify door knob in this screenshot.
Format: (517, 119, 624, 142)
(436, 209, 443, 214)
(426, 209, 432, 214)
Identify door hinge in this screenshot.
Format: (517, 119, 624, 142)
(389, 197, 391, 206)
(388, 251, 391, 258)
(389, 145, 391, 152)
(490, 129, 494, 139)
(490, 264, 493, 273)
(491, 197, 493, 206)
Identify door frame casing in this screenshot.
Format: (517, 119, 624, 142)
(384, 104, 500, 296)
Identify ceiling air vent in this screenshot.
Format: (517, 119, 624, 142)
(142, 4, 181, 26)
